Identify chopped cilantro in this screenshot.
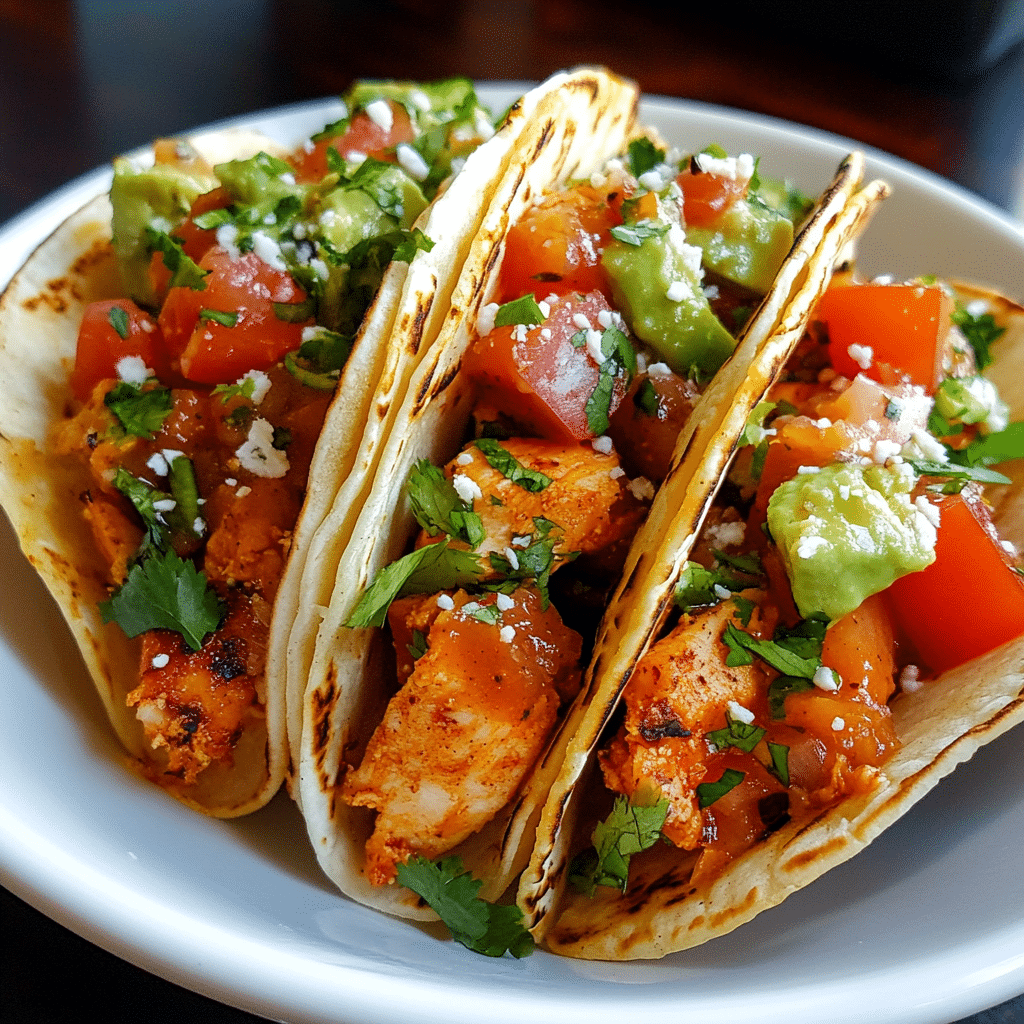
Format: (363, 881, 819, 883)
(767, 676, 815, 720)
(345, 540, 482, 628)
(407, 459, 485, 547)
(706, 715, 765, 754)
(627, 137, 665, 178)
(609, 221, 669, 247)
(107, 305, 130, 340)
(908, 459, 1011, 487)
(584, 325, 636, 436)
(493, 294, 546, 328)
(464, 602, 500, 625)
(674, 562, 748, 610)
(99, 548, 224, 651)
(951, 303, 1004, 370)
(145, 227, 208, 291)
(198, 308, 238, 328)
(103, 382, 173, 440)
(486, 517, 570, 609)
(696, 768, 745, 809)
(569, 789, 669, 896)
(211, 377, 257, 403)
(395, 855, 534, 958)
(407, 629, 429, 660)
(473, 438, 552, 492)
(634, 377, 659, 416)
(722, 615, 826, 677)
(345, 156, 409, 219)
(272, 295, 316, 323)
(946, 421, 1024, 469)
(767, 741, 791, 785)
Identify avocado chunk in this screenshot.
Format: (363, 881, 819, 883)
(110, 157, 217, 307)
(602, 221, 736, 379)
(685, 200, 794, 295)
(767, 462, 938, 622)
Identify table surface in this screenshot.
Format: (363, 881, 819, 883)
(2, 2, 1022, 1022)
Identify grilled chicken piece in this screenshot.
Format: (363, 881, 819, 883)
(341, 585, 582, 885)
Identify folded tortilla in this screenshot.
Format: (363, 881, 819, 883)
(530, 273, 1024, 958)
(294, 72, 887, 924)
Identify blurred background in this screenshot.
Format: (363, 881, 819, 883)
(2, 1, 1023, 1022)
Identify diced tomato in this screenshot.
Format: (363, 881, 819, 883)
(816, 282, 953, 394)
(288, 102, 415, 182)
(607, 371, 701, 483)
(70, 299, 169, 401)
(676, 165, 750, 228)
(498, 185, 621, 302)
(886, 489, 1024, 673)
(158, 247, 313, 384)
(465, 291, 630, 441)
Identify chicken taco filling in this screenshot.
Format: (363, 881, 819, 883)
(53, 79, 495, 787)
(340, 137, 816, 892)
(568, 274, 1024, 897)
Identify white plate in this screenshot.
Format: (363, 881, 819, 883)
(1, 88, 1022, 1024)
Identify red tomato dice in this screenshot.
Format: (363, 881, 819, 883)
(158, 247, 313, 384)
(70, 299, 168, 401)
(465, 291, 631, 441)
(676, 165, 750, 228)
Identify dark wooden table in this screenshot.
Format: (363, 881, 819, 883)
(2, 2, 1022, 1022)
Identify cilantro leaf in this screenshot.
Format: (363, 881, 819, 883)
(722, 617, 825, 677)
(569, 791, 669, 896)
(634, 377, 659, 416)
(485, 517, 571, 608)
(344, 156, 408, 219)
(99, 549, 223, 651)
(407, 459, 485, 547)
(908, 459, 1011, 486)
(107, 305, 130, 340)
(706, 716, 765, 754)
(212, 377, 257, 403)
(198, 308, 238, 328)
(104, 382, 173, 439)
(145, 227, 209, 291)
(406, 629, 429, 660)
(627, 137, 665, 178)
(395, 855, 534, 958)
(675, 562, 748, 610)
(584, 325, 636, 435)
(609, 221, 669, 247)
(345, 541, 482, 628)
(947, 421, 1024, 468)
(473, 438, 552, 492)
(696, 767, 745, 809)
(951, 303, 1004, 370)
(493, 294, 547, 328)
(767, 675, 815, 719)
(767, 741, 791, 785)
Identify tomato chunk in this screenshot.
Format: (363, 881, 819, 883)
(158, 248, 312, 384)
(498, 185, 620, 301)
(886, 489, 1024, 673)
(70, 299, 169, 401)
(466, 292, 630, 441)
(816, 283, 953, 394)
(676, 166, 749, 228)
(288, 102, 415, 182)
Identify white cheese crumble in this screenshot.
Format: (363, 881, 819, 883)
(831, 717, 846, 731)
(797, 535, 830, 559)
(573, 313, 594, 331)
(848, 343, 874, 370)
(727, 700, 756, 724)
(706, 520, 746, 548)
(236, 485, 251, 498)
(873, 439, 903, 465)
(216, 223, 241, 259)
(235, 418, 290, 479)
(193, 517, 205, 535)
(436, 593, 455, 611)
(511, 535, 531, 548)
(647, 361, 673, 377)
(146, 453, 169, 477)
(591, 435, 614, 455)
(250, 230, 287, 271)
(240, 369, 272, 405)
(455, 451, 474, 466)
(477, 302, 500, 337)
(695, 152, 754, 180)
(503, 547, 520, 571)
(152, 498, 176, 512)
(813, 666, 840, 692)
(499, 625, 516, 643)
(150, 653, 170, 670)
(666, 280, 689, 302)
(900, 664, 923, 693)
(628, 476, 655, 501)
(610, 466, 625, 480)
(495, 592, 515, 612)
(915, 495, 941, 529)
(585, 328, 606, 364)
(364, 98, 393, 131)
(115, 355, 152, 385)
(397, 143, 430, 182)
(713, 583, 732, 600)
(452, 473, 482, 503)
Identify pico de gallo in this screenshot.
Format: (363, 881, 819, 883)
(569, 273, 1024, 896)
(339, 135, 815, 918)
(53, 79, 495, 786)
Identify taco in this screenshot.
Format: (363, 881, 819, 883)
(292, 71, 886, 940)
(527, 270, 1024, 959)
(0, 77, 523, 817)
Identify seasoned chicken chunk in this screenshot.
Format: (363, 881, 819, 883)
(600, 600, 772, 849)
(341, 585, 582, 885)
(421, 438, 647, 570)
